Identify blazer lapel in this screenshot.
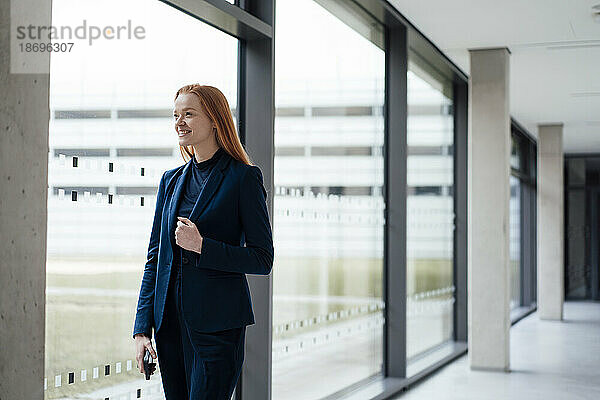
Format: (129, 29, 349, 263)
(167, 150, 233, 246)
(167, 158, 193, 247)
(188, 150, 232, 223)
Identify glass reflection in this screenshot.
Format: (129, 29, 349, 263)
(273, 0, 385, 398)
(510, 175, 521, 309)
(406, 58, 455, 362)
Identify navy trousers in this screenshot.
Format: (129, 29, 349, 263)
(155, 252, 245, 400)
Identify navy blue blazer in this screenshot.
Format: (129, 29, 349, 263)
(132, 149, 274, 339)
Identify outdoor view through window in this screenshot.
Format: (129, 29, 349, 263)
(45, 0, 237, 398)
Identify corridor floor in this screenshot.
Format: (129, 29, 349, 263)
(394, 301, 600, 400)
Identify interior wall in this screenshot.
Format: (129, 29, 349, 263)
(0, 1, 51, 398)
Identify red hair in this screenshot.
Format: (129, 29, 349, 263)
(174, 84, 252, 165)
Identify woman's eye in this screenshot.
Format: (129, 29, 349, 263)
(186, 112, 191, 115)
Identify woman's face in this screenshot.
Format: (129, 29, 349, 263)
(173, 93, 215, 148)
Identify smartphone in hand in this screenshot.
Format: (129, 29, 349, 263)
(143, 348, 157, 380)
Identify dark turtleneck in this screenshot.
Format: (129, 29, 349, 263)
(177, 147, 225, 219)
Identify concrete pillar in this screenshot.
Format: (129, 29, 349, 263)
(0, 1, 51, 399)
(467, 47, 511, 371)
(537, 124, 564, 320)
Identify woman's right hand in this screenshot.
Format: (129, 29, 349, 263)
(134, 333, 157, 374)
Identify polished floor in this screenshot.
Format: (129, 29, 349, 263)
(393, 301, 600, 400)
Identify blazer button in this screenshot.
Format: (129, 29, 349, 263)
(182, 257, 189, 264)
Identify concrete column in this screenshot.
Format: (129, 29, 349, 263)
(537, 124, 564, 320)
(467, 47, 511, 371)
(0, 1, 51, 399)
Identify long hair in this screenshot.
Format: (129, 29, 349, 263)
(174, 84, 252, 166)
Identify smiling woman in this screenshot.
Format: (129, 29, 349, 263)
(133, 83, 273, 400)
(173, 92, 220, 162)
(173, 85, 250, 165)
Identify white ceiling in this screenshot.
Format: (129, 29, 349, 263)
(389, 0, 600, 153)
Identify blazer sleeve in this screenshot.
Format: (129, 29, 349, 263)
(132, 171, 167, 340)
(195, 165, 274, 275)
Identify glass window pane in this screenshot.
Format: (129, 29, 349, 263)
(406, 55, 455, 363)
(273, 1, 385, 398)
(510, 175, 522, 309)
(511, 135, 521, 170)
(46, 1, 238, 398)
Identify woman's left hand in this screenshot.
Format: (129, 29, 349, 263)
(175, 216, 203, 254)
